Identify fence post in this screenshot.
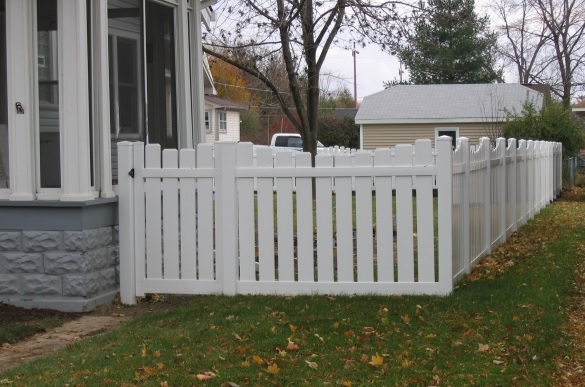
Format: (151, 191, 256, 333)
(436, 136, 453, 294)
(508, 138, 517, 233)
(118, 141, 137, 305)
(459, 138, 471, 274)
(214, 142, 239, 295)
(480, 137, 491, 255)
(517, 140, 527, 226)
(497, 138, 506, 245)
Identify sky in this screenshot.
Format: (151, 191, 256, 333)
(320, 45, 403, 104)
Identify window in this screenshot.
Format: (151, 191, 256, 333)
(205, 111, 211, 132)
(218, 111, 227, 133)
(0, 0, 7, 189)
(436, 128, 459, 149)
(108, 0, 178, 183)
(37, 0, 61, 188)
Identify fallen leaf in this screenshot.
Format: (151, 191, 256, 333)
(241, 360, 250, 367)
(289, 324, 298, 332)
(360, 354, 369, 362)
(160, 382, 168, 387)
(252, 355, 264, 365)
(233, 333, 242, 342)
(196, 372, 217, 381)
(287, 340, 299, 351)
(139, 366, 156, 375)
(493, 360, 505, 365)
(154, 350, 161, 357)
(401, 315, 411, 325)
(157, 363, 165, 370)
(112, 313, 125, 317)
(369, 354, 384, 366)
(478, 343, 490, 352)
(340, 382, 352, 387)
(305, 360, 318, 369)
(344, 359, 355, 369)
(426, 333, 437, 339)
(267, 363, 280, 374)
(141, 344, 147, 357)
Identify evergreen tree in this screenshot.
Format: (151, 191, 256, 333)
(397, 0, 499, 84)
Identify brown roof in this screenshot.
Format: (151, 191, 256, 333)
(204, 95, 248, 110)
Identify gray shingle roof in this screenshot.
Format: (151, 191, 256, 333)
(355, 84, 543, 123)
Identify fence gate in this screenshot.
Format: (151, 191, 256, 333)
(118, 139, 455, 304)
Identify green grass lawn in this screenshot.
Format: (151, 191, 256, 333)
(1, 189, 583, 386)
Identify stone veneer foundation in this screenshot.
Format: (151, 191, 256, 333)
(0, 198, 119, 312)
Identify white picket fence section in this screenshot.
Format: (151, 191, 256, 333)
(118, 136, 562, 304)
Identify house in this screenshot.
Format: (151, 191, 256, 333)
(204, 95, 247, 143)
(0, 0, 217, 311)
(355, 83, 544, 149)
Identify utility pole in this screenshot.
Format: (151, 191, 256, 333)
(352, 42, 359, 108)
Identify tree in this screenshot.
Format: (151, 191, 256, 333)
(318, 115, 359, 148)
(320, 87, 356, 115)
(393, 0, 499, 84)
(491, 0, 585, 106)
(503, 99, 584, 156)
(203, 0, 401, 160)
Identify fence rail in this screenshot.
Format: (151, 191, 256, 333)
(118, 137, 562, 304)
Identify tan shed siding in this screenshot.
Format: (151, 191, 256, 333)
(363, 124, 438, 150)
(362, 122, 504, 150)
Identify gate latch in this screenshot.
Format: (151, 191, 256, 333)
(129, 169, 135, 178)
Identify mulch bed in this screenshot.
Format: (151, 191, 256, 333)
(0, 302, 83, 325)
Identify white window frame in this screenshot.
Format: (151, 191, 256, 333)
(435, 127, 459, 149)
(205, 110, 211, 133)
(218, 110, 227, 133)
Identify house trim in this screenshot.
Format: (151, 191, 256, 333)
(0, 197, 117, 230)
(356, 118, 500, 125)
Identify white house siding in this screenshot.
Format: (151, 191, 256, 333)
(362, 122, 500, 150)
(205, 108, 241, 143)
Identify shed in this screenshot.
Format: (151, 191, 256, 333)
(355, 83, 544, 149)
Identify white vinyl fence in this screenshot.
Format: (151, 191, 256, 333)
(118, 137, 562, 304)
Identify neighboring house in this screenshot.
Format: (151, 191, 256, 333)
(572, 99, 585, 127)
(0, 0, 216, 311)
(204, 95, 247, 143)
(355, 83, 544, 150)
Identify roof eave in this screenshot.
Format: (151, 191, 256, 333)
(355, 118, 503, 125)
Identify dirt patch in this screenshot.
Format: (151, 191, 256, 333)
(0, 295, 191, 373)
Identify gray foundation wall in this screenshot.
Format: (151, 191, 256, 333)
(0, 198, 120, 312)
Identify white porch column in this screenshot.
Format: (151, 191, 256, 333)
(191, 1, 206, 147)
(92, 0, 115, 198)
(6, 0, 35, 201)
(177, 0, 193, 148)
(58, 0, 94, 201)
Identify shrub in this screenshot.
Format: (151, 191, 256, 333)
(503, 99, 585, 157)
(318, 115, 359, 149)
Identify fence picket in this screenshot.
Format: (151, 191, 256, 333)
(145, 144, 162, 279)
(179, 149, 197, 279)
(395, 145, 415, 282)
(256, 148, 275, 281)
(414, 140, 435, 282)
(355, 152, 374, 283)
(316, 154, 334, 282)
(275, 151, 295, 281)
(374, 148, 394, 282)
(237, 143, 256, 281)
(295, 153, 314, 282)
(334, 154, 354, 282)
(162, 149, 180, 279)
(196, 144, 214, 281)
